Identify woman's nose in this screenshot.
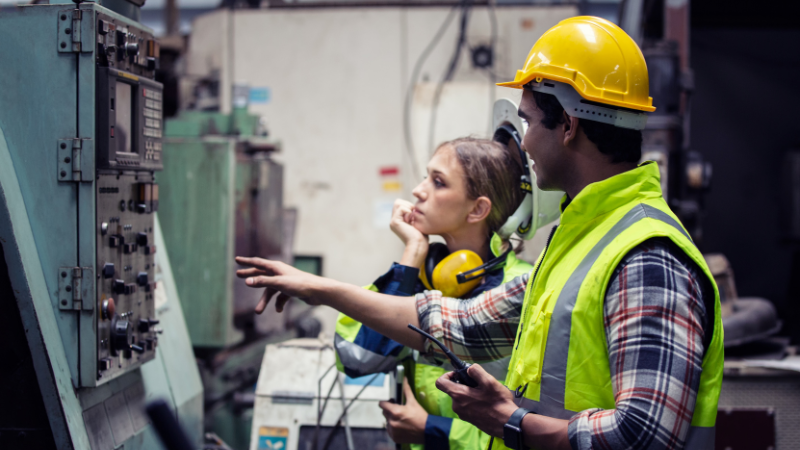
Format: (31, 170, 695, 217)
(412, 182, 426, 201)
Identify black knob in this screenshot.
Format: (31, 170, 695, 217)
(136, 232, 148, 246)
(145, 338, 155, 351)
(110, 316, 131, 356)
(130, 344, 145, 354)
(125, 42, 139, 56)
(136, 203, 148, 214)
(146, 57, 158, 71)
(137, 272, 148, 287)
(103, 263, 115, 279)
(113, 279, 125, 294)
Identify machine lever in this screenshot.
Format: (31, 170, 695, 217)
(130, 344, 145, 354)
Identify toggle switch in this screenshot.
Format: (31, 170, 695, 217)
(129, 344, 145, 354)
(138, 318, 160, 332)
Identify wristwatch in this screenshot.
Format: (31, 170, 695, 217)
(503, 407, 534, 450)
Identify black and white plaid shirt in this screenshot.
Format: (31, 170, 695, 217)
(416, 237, 711, 450)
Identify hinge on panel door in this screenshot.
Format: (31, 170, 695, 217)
(58, 267, 94, 311)
(57, 8, 93, 53)
(58, 138, 93, 182)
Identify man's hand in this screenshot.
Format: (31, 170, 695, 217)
(235, 256, 330, 314)
(378, 378, 428, 444)
(435, 364, 517, 437)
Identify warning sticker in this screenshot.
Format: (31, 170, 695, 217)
(258, 427, 288, 450)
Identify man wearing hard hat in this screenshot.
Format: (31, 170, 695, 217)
(237, 16, 723, 450)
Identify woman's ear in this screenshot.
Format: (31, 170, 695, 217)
(467, 197, 492, 224)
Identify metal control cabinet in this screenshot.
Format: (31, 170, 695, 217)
(0, 2, 203, 449)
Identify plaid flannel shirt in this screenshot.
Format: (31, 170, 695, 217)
(416, 237, 711, 450)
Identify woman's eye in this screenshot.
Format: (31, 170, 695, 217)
(433, 178, 444, 188)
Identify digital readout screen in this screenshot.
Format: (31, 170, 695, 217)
(115, 82, 133, 154)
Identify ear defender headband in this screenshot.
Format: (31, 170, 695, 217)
(493, 98, 564, 241)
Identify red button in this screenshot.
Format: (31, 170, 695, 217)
(110, 126, 115, 137)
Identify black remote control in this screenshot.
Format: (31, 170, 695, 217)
(408, 324, 478, 387)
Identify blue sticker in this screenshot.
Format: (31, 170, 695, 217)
(250, 87, 271, 104)
(258, 427, 288, 449)
(345, 373, 385, 387)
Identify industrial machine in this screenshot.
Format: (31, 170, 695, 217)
(159, 105, 319, 448)
(0, 0, 203, 448)
(250, 339, 396, 450)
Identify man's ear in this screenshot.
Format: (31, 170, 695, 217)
(467, 197, 492, 224)
(562, 111, 580, 146)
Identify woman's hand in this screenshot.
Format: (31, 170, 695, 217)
(235, 256, 332, 313)
(390, 199, 428, 268)
(378, 378, 428, 444)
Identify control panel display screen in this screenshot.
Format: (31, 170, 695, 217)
(115, 82, 133, 154)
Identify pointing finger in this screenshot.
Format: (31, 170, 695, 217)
(255, 288, 275, 314)
(275, 293, 291, 313)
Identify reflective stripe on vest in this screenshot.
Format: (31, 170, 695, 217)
(334, 333, 407, 375)
(513, 203, 715, 449)
(418, 354, 513, 382)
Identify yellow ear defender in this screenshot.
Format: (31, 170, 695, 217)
(418, 243, 509, 298)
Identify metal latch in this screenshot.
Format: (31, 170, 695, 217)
(58, 267, 94, 311)
(58, 138, 93, 182)
(58, 8, 93, 53)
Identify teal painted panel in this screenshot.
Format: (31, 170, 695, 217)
(159, 139, 243, 347)
(0, 1, 83, 391)
(153, 217, 205, 446)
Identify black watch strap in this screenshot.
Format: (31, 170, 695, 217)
(503, 407, 533, 450)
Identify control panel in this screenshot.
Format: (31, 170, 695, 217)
(93, 12, 163, 383)
(95, 173, 160, 380)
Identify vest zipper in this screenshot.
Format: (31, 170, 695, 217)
(516, 224, 558, 350)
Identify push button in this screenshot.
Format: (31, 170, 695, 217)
(113, 279, 125, 294)
(137, 272, 148, 287)
(109, 235, 123, 248)
(102, 263, 115, 279)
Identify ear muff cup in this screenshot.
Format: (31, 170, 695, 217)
(420, 242, 450, 291)
(419, 243, 486, 298)
(432, 251, 484, 298)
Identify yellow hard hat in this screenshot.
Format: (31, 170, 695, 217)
(497, 16, 655, 113)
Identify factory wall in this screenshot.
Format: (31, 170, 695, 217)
(183, 6, 575, 331)
(691, 27, 800, 341)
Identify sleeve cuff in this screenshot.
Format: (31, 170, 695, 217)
(424, 415, 453, 450)
(390, 263, 420, 296)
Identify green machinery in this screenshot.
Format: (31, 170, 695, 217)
(0, 0, 203, 448)
(160, 108, 317, 449)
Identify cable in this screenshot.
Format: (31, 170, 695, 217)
(427, 0, 474, 159)
(484, 0, 498, 135)
(403, 5, 460, 183)
(320, 372, 382, 450)
(312, 363, 338, 450)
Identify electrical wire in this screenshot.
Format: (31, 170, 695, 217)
(427, 0, 474, 159)
(483, 0, 498, 135)
(312, 363, 338, 450)
(320, 372, 382, 450)
(402, 5, 461, 183)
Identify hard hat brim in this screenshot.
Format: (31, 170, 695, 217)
(497, 75, 656, 112)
